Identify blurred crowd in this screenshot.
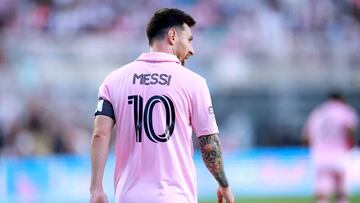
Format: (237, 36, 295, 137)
(0, 0, 360, 156)
(0, 0, 359, 34)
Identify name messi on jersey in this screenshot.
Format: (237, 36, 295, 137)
(132, 73, 172, 86)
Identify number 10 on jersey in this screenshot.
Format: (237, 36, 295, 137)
(128, 95, 176, 143)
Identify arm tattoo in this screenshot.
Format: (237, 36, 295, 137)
(198, 134, 229, 187)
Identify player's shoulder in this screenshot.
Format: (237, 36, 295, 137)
(103, 62, 137, 82)
(343, 103, 358, 117)
(309, 103, 328, 118)
(178, 65, 207, 83)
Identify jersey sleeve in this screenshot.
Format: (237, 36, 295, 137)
(98, 77, 111, 102)
(94, 76, 115, 122)
(346, 108, 359, 129)
(190, 78, 219, 137)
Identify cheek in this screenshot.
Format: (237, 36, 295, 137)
(177, 43, 186, 54)
(181, 42, 190, 53)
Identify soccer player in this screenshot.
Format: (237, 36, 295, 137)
(90, 8, 234, 203)
(303, 92, 358, 203)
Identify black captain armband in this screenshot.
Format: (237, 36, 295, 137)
(94, 97, 115, 122)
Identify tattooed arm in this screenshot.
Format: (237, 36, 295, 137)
(198, 133, 234, 202)
(198, 133, 229, 187)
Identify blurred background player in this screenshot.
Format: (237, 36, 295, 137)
(303, 91, 359, 203)
(90, 8, 234, 203)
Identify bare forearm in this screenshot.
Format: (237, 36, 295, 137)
(90, 133, 111, 191)
(198, 134, 229, 188)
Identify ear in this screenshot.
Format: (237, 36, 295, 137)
(167, 28, 177, 45)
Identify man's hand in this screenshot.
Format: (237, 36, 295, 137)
(217, 186, 234, 203)
(90, 189, 108, 203)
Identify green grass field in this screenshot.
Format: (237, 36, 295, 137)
(199, 196, 360, 203)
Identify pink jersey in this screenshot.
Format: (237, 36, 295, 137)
(98, 52, 219, 203)
(304, 100, 358, 169)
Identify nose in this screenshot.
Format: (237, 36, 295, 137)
(189, 45, 195, 56)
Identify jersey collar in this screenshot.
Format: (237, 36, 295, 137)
(136, 52, 181, 64)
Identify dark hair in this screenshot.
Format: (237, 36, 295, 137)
(146, 8, 196, 45)
(328, 91, 344, 101)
